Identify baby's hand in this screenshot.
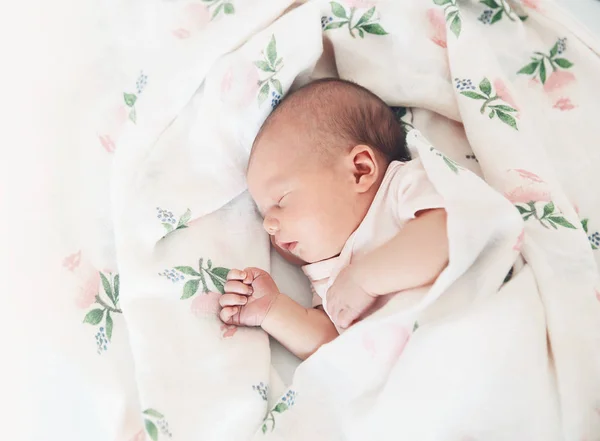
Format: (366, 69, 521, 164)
(218, 267, 280, 327)
(326, 266, 376, 329)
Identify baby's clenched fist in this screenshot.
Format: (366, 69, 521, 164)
(218, 267, 280, 327)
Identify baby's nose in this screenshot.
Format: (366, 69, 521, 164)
(263, 216, 280, 235)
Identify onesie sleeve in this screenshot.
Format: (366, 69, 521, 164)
(393, 160, 445, 223)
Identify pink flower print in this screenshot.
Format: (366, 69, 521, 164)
(220, 59, 260, 109)
(128, 429, 145, 441)
(63, 250, 81, 271)
(98, 135, 116, 153)
(220, 324, 238, 338)
(362, 324, 410, 361)
(512, 169, 544, 183)
(505, 186, 551, 204)
(172, 3, 209, 38)
(494, 79, 519, 112)
(543, 70, 576, 93)
(553, 97, 576, 111)
(522, 0, 541, 10)
(190, 291, 221, 316)
(427, 8, 447, 49)
(76, 271, 101, 309)
(513, 229, 525, 251)
(345, 0, 376, 8)
(172, 28, 191, 39)
(596, 289, 600, 302)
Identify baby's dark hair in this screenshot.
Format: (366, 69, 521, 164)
(252, 78, 411, 164)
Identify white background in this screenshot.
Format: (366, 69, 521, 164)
(1, 1, 598, 440)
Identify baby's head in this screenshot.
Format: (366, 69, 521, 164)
(247, 78, 410, 265)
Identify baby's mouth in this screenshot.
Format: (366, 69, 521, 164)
(279, 241, 298, 252)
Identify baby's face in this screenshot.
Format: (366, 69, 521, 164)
(247, 133, 363, 265)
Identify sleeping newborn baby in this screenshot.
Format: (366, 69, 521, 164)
(218, 78, 449, 360)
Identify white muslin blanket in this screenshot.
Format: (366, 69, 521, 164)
(48, 0, 600, 440)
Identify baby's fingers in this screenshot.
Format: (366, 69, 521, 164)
(219, 293, 249, 307)
(227, 269, 248, 282)
(224, 280, 253, 295)
(337, 308, 360, 330)
(219, 306, 240, 324)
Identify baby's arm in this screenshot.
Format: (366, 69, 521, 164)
(326, 208, 448, 328)
(262, 296, 338, 360)
(353, 208, 449, 296)
(219, 268, 338, 360)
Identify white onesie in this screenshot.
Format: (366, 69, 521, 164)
(301, 158, 445, 328)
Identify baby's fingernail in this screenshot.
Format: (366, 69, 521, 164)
(247, 286, 253, 294)
(240, 272, 246, 279)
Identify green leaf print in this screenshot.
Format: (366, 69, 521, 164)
(167, 259, 230, 300)
(82, 271, 122, 354)
(324, 21, 347, 30)
(182, 279, 200, 299)
(479, 78, 492, 96)
(554, 58, 573, 68)
(202, 0, 236, 20)
(539, 60, 547, 84)
(458, 77, 518, 130)
(270, 79, 283, 95)
(224, 3, 234, 14)
(162, 223, 174, 233)
(254, 61, 274, 72)
(129, 107, 137, 124)
(208, 273, 225, 294)
(174, 266, 201, 276)
(543, 202, 555, 218)
(490, 9, 503, 24)
(84, 309, 104, 325)
(330, 1, 347, 19)
(515, 201, 577, 230)
(435, 0, 462, 38)
(429, 146, 461, 174)
(449, 14, 461, 37)
(266, 35, 277, 66)
(211, 267, 230, 280)
(480, 0, 499, 7)
(273, 402, 288, 413)
(478, 0, 525, 24)
(324, 2, 388, 39)
(495, 110, 517, 129)
(253, 35, 284, 108)
(105, 311, 113, 341)
(124, 93, 137, 107)
(547, 216, 576, 229)
(258, 83, 270, 105)
(143, 409, 165, 419)
(461, 91, 487, 100)
(517, 38, 572, 84)
(100, 272, 114, 304)
(582, 219, 589, 232)
(489, 104, 517, 112)
(145, 419, 159, 441)
(356, 6, 375, 27)
(443, 157, 459, 173)
(362, 24, 388, 35)
(178, 209, 192, 227)
(518, 61, 539, 75)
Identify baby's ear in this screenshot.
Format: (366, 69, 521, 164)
(349, 144, 379, 192)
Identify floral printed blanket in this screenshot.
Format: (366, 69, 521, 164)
(53, 0, 600, 440)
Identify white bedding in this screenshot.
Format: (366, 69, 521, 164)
(21, 0, 600, 440)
